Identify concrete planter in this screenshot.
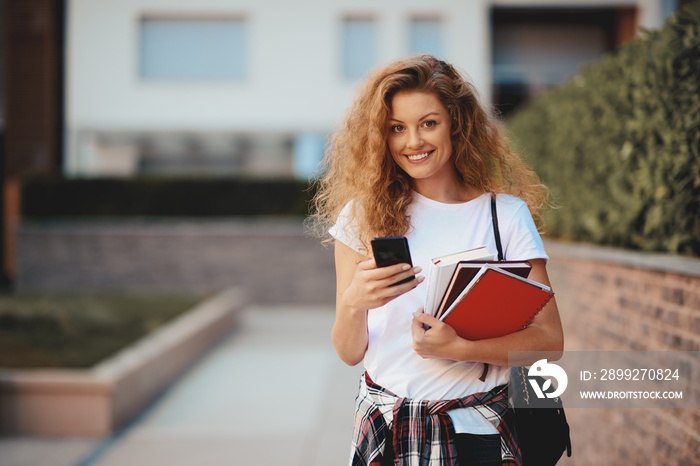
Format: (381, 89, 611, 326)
(0, 288, 245, 437)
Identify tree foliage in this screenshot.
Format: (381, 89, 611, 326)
(507, 3, 700, 256)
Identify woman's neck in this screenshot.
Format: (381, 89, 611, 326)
(412, 178, 481, 204)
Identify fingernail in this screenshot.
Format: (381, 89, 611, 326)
(417, 276, 425, 283)
(413, 267, 422, 273)
(402, 264, 411, 270)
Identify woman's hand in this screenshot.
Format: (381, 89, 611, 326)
(341, 258, 423, 312)
(411, 309, 466, 360)
(332, 240, 423, 366)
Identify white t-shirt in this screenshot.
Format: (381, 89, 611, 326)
(330, 192, 548, 434)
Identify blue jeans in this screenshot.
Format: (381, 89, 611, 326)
(455, 433, 502, 465)
(381, 432, 502, 465)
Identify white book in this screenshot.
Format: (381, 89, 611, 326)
(423, 246, 493, 317)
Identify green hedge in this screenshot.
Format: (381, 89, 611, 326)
(21, 177, 316, 217)
(0, 293, 202, 368)
(507, 4, 700, 256)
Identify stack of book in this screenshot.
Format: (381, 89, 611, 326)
(423, 246, 554, 340)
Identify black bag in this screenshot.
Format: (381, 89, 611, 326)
(490, 194, 572, 465)
(510, 366, 572, 465)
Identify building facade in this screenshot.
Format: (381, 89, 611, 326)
(64, 0, 668, 179)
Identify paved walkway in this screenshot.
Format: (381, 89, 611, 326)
(0, 305, 363, 466)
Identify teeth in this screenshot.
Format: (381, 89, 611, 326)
(407, 151, 430, 160)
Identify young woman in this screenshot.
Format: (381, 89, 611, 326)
(311, 55, 564, 466)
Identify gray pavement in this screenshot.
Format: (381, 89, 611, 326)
(0, 305, 363, 466)
(0, 437, 98, 466)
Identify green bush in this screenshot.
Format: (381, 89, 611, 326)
(21, 176, 316, 217)
(0, 293, 202, 368)
(507, 4, 700, 256)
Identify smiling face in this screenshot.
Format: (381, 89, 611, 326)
(387, 91, 456, 193)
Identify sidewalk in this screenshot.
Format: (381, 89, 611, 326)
(0, 305, 363, 466)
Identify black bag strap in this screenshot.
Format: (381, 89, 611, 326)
(491, 193, 504, 261)
(478, 193, 504, 382)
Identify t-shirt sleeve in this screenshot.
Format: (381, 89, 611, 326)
(329, 202, 365, 253)
(501, 201, 549, 263)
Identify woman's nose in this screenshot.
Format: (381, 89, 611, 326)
(407, 129, 424, 148)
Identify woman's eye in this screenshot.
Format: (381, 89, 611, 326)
(390, 125, 404, 133)
(423, 120, 436, 128)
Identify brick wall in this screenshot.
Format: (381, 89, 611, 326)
(545, 240, 700, 466)
(15, 218, 336, 305)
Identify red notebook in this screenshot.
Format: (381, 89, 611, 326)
(435, 261, 532, 319)
(440, 265, 554, 341)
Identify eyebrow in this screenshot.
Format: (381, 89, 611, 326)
(388, 112, 441, 124)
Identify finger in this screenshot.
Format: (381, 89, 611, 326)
(411, 316, 425, 332)
(381, 274, 424, 298)
(387, 267, 421, 286)
(374, 265, 421, 287)
(411, 313, 426, 338)
(357, 258, 377, 271)
(363, 265, 415, 289)
(413, 311, 442, 328)
(369, 262, 415, 279)
(412, 308, 435, 333)
(369, 278, 422, 309)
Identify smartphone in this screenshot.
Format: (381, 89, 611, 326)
(370, 236, 414, 286)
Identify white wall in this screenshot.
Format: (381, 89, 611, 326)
(65, 0, 488, 175)
(65, 0, 662, 176)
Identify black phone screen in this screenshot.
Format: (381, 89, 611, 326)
(370, 237, 414, 286)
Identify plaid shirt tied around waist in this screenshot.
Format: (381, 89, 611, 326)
(350, 372, 521, 466)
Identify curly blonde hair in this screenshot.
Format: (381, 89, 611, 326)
(309, 55, 547, 251)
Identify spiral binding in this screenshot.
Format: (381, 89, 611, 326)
(522, 294, 554, 329)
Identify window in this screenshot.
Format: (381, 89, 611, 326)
(341, 17, 377, 79)
(139, 17, 247, 80)
(491, 8, 619, 117)
(409, 17, 444, 57)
